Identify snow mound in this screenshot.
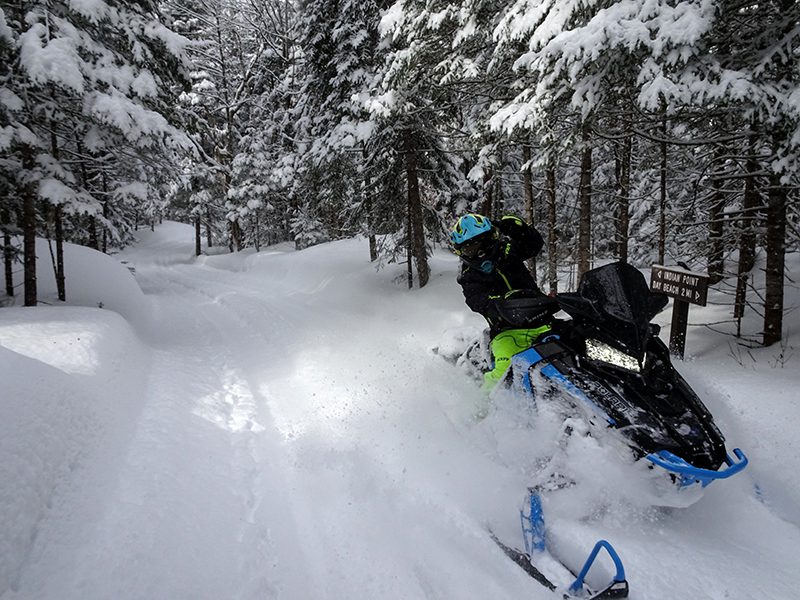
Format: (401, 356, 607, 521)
(33, 238, 150, 329)
(0, 307, 149, 596)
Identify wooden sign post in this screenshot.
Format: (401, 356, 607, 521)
(650, 265, 710, 359)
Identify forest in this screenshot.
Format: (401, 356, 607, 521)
(1, 0, 798, 346)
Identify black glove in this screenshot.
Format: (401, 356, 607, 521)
(494, 215, 544, 260)
(495, 215, 525, 237)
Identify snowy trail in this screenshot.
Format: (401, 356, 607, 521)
(13, 224, 538, 599)
(3, 223, 799, 599)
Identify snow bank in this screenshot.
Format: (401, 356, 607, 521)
(33, 238, 150, 330)
(0, 307, 149, 596)
(0, 344, 95, 594)
(1, 226, 153, 598)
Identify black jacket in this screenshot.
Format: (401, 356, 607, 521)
(456, 215, 545, 337)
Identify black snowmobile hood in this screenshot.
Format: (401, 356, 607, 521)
(557, 262, 668, 356)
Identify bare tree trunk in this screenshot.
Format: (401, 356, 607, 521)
(763, 171, 786, 346)
(363, 146, 377, 262)
(734, 131, 760, 331)
(405, 129, 429, 288)
(100, 169, 109, 253)
(616, 134, 631, 263)
(495, 148, 505, 218)
(22, 148, 37, 307)
(3, 205, 13, 297)
(406, 192, 413, 289)
(54, 205, 65, 301)
(707, 144, 726, 284)
(206, 206, 213, 248)
(195, 216, 202, 256)
(89, 216, 100, 250)
(546, 165, 558, 294)
(49, 125, 65, 300)
(577, 129, 593, 280)
(367, 206, 378, 262)
(481, 168, 493, 218)
(659, 117, 668, 264)
(522, 143, 537, 281)
(763, 0, 793, 346)
(230, 219, 242, 252)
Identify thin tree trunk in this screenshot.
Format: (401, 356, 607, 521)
(405, 129, 429, 288)
(522, 143, 537, 281)
(363, 146, 377, 262)
(367, 198, 378, 262)
(617, 134, 631, 263)
(50, 124, 65, 300)
(3, 207, 12, 297)
(22, 147, 37, 307)
(546, 165, 558, 294)
(734, 131, 759, 329)
(206, 206, 213, 248)
(494, 148, 504, 218)
(659, 117, 668, 264)
(230, 219, 242, 251)
(215, 10, 239, 253)
(708, 144, 726, 284)
(763, 0, 793, 346)
(406, 192, 413, 289)
(577, 129, 593, 280)
(101, 171, 109, 254)
(89, 217, 100, 250)
(195, 216, 202, 256)
(763, 171, 786, 346)
(481, 168, 493, 218)
(54, 205, 65, 301)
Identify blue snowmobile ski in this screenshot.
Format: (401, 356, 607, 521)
(492, 488, 628, 599)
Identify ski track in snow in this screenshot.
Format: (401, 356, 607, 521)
(3, 223, 799, 600)
(4, 229, 536, 600)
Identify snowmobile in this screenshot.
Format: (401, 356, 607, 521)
(483, 261, 748, 598)
(494, 261, 748, 492)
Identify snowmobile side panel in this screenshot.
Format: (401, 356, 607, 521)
(512, 347, 616, 425)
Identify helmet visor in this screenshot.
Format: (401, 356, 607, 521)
(457, 235, 492, 260)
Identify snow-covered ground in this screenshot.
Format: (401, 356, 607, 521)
(1, 221, 798, 600)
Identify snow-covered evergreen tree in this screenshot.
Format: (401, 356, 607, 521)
(1, 0, 192, 304)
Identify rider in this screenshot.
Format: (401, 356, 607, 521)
(450, 213, 551, 391)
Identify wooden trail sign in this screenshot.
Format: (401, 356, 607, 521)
(650, 265, 710, 359)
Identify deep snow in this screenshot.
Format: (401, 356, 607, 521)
(1, 221, 798, 599)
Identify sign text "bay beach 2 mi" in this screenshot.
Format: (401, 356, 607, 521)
(650, 265, 709, 307)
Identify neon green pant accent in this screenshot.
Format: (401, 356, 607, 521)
(482, 325, 552, 391)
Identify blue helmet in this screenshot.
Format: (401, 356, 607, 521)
(450, 214, 497, 273)
(450, 213, 492, 247)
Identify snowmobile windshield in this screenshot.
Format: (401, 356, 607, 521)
(559, 262, 667, 356)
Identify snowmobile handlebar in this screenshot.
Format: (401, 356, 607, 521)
(645, 448, 748, 488)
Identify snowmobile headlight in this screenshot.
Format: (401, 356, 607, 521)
(585, 338, 642, 372)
